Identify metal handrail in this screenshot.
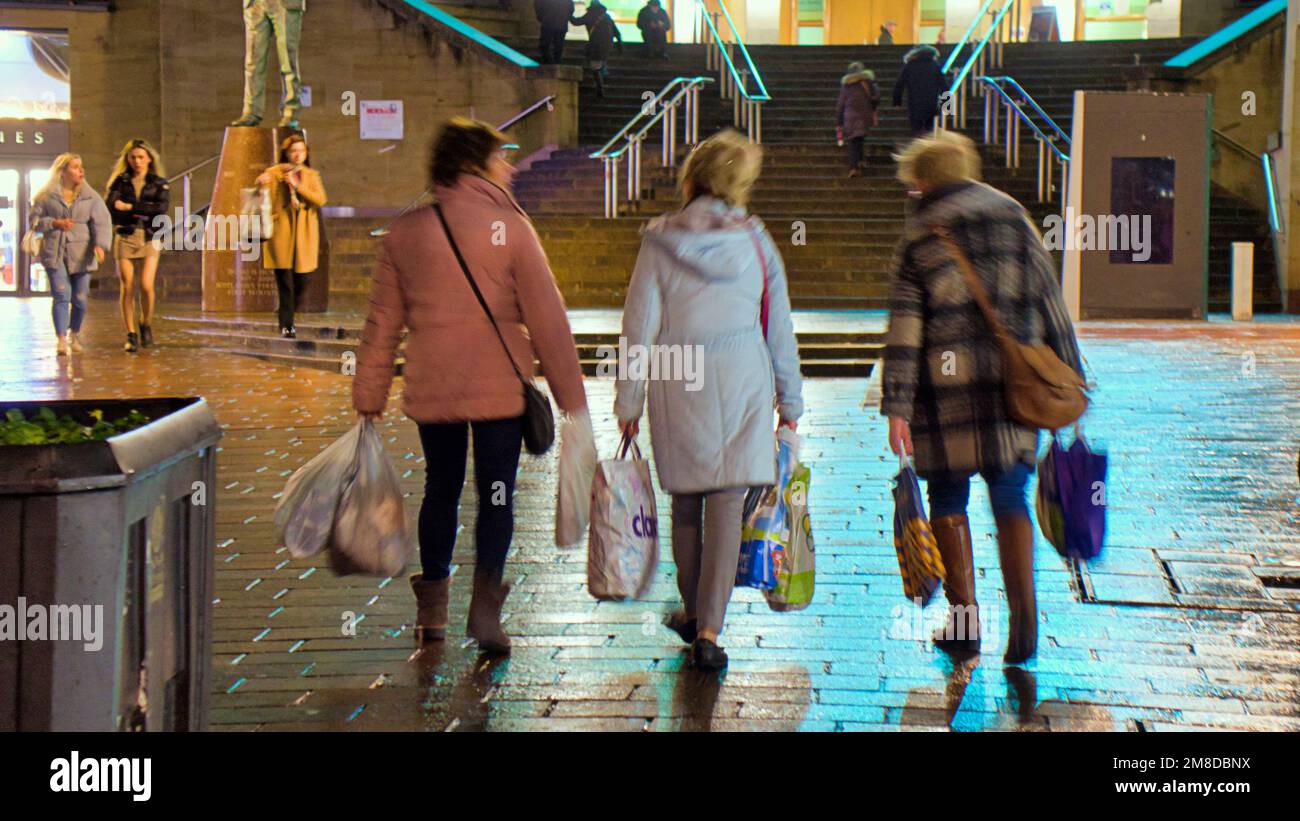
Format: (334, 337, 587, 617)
(1211, 129, 1284, 239)
(984, 75, 1069, 145)
(591, 78, 710, 160)
(498, 95, 555, 131)
(592, 77, 714, 218)
(941, 0, 1015, 131)
(166, 153, 221, 227)
(977, 76, 1067, 204)
(942, 0, 996, 74)
(696, 0, 767, 142)
(714, 0, 769, 101)
(369, 96, 560, 236)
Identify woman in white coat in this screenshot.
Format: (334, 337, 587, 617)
(615, 130, 804, 671)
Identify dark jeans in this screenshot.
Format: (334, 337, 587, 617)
(538, 26, 566, 64)
(416, 416, 523, 581)
(927, 462, 1032, 520)
(274, 268, 307, 330)
(844, 135, 865, 169)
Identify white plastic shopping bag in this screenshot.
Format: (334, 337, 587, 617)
(556, 409, 598, 547)
(587, 433, 658, 600)
(239, 185, 273, 243)
(274, 422, 362, 559)
(329, 419, 414, 577)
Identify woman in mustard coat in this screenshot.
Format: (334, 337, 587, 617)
(256, 133, 326, 337)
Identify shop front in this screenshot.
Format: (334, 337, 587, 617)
(0, 28, 70, 298)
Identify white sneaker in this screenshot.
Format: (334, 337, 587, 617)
(69, 332, 84, 353)
(56, 334, 69, 356)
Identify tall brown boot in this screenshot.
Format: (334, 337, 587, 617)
(931, 513, 980, 654)
(468, 569, 512, 655)
(996, 514, 1038, 664)
(410, 574, 450, 642)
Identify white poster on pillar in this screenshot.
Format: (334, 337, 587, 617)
(360, 100, 404, 140)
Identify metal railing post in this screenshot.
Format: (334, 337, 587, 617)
(1005, 105, 1014, 167)
(983, 91, 992, 143)
(1036, 137, 1045, 201)
(1011, 113, 1020, 166)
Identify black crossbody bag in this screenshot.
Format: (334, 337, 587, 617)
(434, 203, 555, 455)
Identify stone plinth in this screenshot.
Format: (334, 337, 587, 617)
(201, 127, 280, 313)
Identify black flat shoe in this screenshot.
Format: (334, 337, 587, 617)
(664, 610, 697, 645)
(281, 326, 296, 339)
(691, 638, 728, 671)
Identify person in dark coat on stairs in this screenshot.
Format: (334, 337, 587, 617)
(572, 1, 623, 98)
(836, 62, 881, 177)
(535, 0, 575, 65)
(637, 0, 671, 59)
(892, 44, 948, 136)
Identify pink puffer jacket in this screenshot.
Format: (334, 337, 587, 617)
(352, 174, 587, 422)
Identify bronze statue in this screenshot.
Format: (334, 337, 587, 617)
(232, 0, 305, 128)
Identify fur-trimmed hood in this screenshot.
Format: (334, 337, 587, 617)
(903, 43, 940, 63)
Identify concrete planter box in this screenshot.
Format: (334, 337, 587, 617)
(0, 397, 222, 731)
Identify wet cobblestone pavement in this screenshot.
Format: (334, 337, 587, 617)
(5, 300, 1299, 732)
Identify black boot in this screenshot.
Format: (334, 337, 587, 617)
(692, 638, 728, 671)
(124, 332, 139, 353)
(139, 324, 153, 348)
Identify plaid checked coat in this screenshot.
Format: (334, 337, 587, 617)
(881, 181, 1084, 482)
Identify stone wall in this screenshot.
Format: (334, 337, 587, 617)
(1153, 20, 1284, 206)
(2, 0, 577, 209)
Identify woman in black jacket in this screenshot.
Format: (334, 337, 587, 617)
(572, 1, 622, 98)
(105, 139, 170, 352)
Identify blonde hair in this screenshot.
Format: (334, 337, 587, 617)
(105, 139, 165, 195)
(33, 153, 81, 204)
(679, 129, 762, 208)
(894, 129, 981, 189)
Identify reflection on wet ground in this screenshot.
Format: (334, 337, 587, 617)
(4, 299, 1299, 731)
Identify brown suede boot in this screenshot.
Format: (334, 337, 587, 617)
(931, 513, 980, 654)
(996, 514, 1038, 664)
(468, 569, 512, 655)
(410, 574, 450, 642)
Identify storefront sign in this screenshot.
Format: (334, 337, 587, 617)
(359, 100, 403, 140)
(0, 119, 70, 157)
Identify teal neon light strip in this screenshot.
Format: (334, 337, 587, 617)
(400, 0, 539, 68)
(1262, 154, 1281, 235)
(942, 0, 996, 74)
(1164, 0, 1285, 68)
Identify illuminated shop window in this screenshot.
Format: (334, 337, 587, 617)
(0, 30, 70, 120)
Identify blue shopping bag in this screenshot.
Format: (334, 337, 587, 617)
(1039, 428, 1107, 561)
(737, 429, 800, 590)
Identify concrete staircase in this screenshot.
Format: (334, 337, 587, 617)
(501, 34, 1281, 312)
(161, 311, 884, 378)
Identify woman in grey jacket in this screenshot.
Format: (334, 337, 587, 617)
(30, 153, 113, 355)
(615, 130, 804, 671)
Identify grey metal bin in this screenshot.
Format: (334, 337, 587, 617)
(0, 397, 222, 731)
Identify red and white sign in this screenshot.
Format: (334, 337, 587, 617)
(359, 100, 403, 141)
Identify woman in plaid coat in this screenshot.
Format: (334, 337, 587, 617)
(881, 131, 1084, 664)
